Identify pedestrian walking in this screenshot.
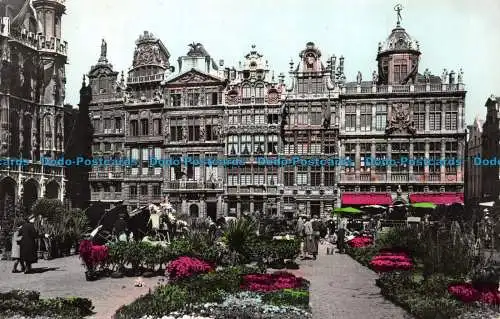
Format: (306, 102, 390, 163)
(296, 215, 305, 258)
(11, 219, 25, 273)
(20, 215, 38, 274)
(311, 215, 323, 259)
(337, 223, 346, 254)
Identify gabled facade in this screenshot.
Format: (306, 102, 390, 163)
(223, 45, 284, 216)
(281, 42, 339, 216)
(162, 43, 226, 219)
(87, 39, 125, 209)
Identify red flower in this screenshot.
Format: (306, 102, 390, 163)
(78, 240, 109, 270)
(448, 283, 480, 303)
(347, 236, 374, 248)
(369, 252, 413, 272)
(479, 291, 500, 305)
(166, 256, 213, 280)
(241, 272, 303, 292)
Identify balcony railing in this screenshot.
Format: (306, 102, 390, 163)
(89, 171, 124, 179)
(127, 73, 164, 84)
(341, 83, 463, 95)
(165, 180, 223, 190)
(339, 173, 460, 183)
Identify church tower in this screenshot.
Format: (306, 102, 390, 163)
(376, 4, 421, 85)
(32, 0, 67, 106)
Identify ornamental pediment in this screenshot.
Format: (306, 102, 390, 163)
(166, 69, 222, 86)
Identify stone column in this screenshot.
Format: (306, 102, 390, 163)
(441, 139, 446, 181)
(441, 101, 447, 132)
(181, 196, 187, 215)
(424, 140, 430, 177)
(356, 103, 360, 133)
(355, 142, 360, 179)
(387, 143, 392, 180)
(409, 139, 414, 175)
(249, 196, 254, 213)
(425, 101, 430, 132)
(457, 141, 463, 183)
(200, 195, 206, 218)
(236, 198, 241, 217)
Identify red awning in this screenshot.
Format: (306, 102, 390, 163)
(409, 192, 464, 205)
(341, 192, 393, 205)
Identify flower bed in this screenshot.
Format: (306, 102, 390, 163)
(369, 251, 413, 272)
(448, 283, 500, 305)
(347, 235, 373, 248)
(114, 267, 311, 319)
(241, 272, 305, 292)
(166, 256, 214, 281)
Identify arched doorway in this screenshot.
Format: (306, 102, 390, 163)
(45, 180, 59, 199)
(23, 179, 38, 214)
(0, 177, 16, 220)
(189, 204, 199, 219)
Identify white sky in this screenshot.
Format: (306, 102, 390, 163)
(62, 0, 500, 124)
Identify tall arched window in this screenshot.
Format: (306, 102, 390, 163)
(255, 84, 264, 98)
(9, 111, 19, 156)
(242, 85, 251, 98)
(22, 114, 32, 159)
(44, 115, 52, 134)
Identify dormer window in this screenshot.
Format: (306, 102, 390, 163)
(257, 71, 263, 79)
(243, 70, 250, 79)
(250, 62, 257, 69)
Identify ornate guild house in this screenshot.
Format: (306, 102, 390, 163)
(87, 7, 466, 218)
(0, 0, 69, 222)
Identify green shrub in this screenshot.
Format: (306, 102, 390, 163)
(0, 290, 93, 319)
(262, 288, 310, 308)
(114, 285, 188, 318)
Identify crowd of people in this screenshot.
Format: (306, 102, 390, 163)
(295, 214, 379, 259)
(10, 215, 38, 274)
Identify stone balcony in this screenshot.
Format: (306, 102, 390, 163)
(341, 83, 465, 95)
(165, 180, 223, 191)
(127, 73, 164, 84)
(89, 171, 124, 180)
(339, 172, 463, 183)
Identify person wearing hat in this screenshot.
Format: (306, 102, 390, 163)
(11, 219, 25, 273)
(19, 215, 38, 274)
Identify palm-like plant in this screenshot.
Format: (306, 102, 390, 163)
(223, 218, 258, 264)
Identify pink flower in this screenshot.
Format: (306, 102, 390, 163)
(347, 236, 374, 248)
(166, 256, 213, 280)
(369, 252, 413, 272)
(448, 283, 480, 303)
(79, 240, 109, 270)
(241, 272, 303, 292)
(479, 291, 500, 305)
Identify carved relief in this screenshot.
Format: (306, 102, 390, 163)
(133, 44, 161, 67)
(386, 103, 415, 135)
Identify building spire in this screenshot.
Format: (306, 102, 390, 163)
(394, 4, 403, 27)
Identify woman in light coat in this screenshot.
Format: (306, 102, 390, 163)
(11, 220, 25, 273)
(303, 217, 316, 259)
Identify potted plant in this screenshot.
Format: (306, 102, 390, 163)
(79, 239, 109, 281)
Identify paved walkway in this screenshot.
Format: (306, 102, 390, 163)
(287, 243, 413, 319)
(0, 256, 157, 319)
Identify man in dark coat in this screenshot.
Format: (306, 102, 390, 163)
(20, 215, 38, 274)
(337, 226, 346, 254)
